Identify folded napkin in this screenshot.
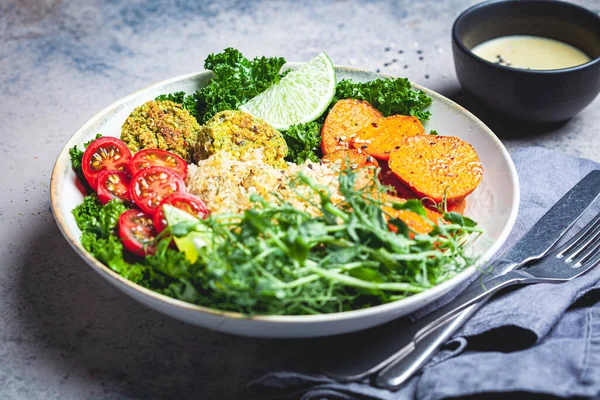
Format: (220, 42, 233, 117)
(249, 147, 600, 400)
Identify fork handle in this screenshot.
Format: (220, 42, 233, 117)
(375, 269, 540, 389)
(376, 303, 482, 389)
(411, 269, 539, 344)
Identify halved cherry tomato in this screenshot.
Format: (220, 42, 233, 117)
(118, 210, 157, 256)
(130, 166, 185, 214)
(96, 170, 131, 205)
(82, 137, 132, 190)
(130, 149, 187, 179)
(153, 192, 209, 233)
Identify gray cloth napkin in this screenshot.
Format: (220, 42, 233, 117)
(249, 147, 600, 399)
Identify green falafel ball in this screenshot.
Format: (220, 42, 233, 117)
(195, 110, 288, 168)
(121, 100, 200, 162)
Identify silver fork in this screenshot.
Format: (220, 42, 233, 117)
(376, 210, 600, 389)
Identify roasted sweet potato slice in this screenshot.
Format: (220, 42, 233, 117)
(379, 162, 418, 199)
(388, 136, 483, 203)
(426, 199, 467, 215)
(321, 148, 379, 171)
(380, 195, 443, 235)
(322, 149, 380, 190)
(321, 99, 383, 155)
(448, 199, 467, 214)
(351, 115, 425, 161)
(380, 161, 468, 215)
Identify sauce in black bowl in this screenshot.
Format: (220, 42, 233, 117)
(452, 0, 600, 124)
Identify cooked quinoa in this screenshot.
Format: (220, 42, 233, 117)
(186, 149, 341, 216)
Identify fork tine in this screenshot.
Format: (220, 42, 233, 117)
(559, 212, 600, 258)
(565, 216, 600, 262)
(573, 234, 600, 267)
(577, 246, 600, 269)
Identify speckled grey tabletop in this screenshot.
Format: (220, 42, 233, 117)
(1, 1, 599, 399)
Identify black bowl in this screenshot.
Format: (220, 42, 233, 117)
(452, 0, 600, 124)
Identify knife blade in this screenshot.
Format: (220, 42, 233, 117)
(320, 170, 600, 382)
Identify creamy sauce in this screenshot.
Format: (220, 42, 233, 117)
(471, 35, 591, 70)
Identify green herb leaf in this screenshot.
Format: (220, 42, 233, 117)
(69, 133, 102, 190)
(196, 48, 286, 123)
(73, 195, 128, 238)
(324, 78, 432, 123)
(155, 91, 201, 120)
(443, 211, 478, 228)
(283, 122, 322, 164)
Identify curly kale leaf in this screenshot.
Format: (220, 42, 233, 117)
(325, 78, 432, 123)
(284, 122, 322, 164)
(69, 133, 102, 190)
(73, 196, 128, 238)
(73, 194, 194, 288)
(155, 91, 201, 120)
(154, 49, 286, 124)
(196, 48, 286, 122)
(81, 232, 147, 283)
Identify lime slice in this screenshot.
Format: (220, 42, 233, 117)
(240, 52, 336, 131)
(163, 204, 212, 263)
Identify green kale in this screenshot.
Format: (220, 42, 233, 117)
(155, 91, 201, 120)
(74, 195, 145, 281)
(73, 194, 195, 289)
(284, 122, 322, 164)
(69, 146, 85, 182)
(196, 48, 286, 122)
(146, 239, 193, 280)
(69, 133, 102, 190)
(81, 232, 147, 283)
(325, 78, 432, 123)
(154, 48, 286, 124)
(73, 195, 127, 238)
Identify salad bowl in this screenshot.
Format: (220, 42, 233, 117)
(50, 65, 519, 338)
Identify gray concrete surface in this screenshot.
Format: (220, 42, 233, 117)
(1, 0, 599, 399)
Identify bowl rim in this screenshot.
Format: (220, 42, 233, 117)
(50, 64, 520, 324)
(452, 0, 600, 74)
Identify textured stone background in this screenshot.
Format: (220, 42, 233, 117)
(1, 0, 599, 399)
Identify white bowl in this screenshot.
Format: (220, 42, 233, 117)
(50, 65, 519, 338)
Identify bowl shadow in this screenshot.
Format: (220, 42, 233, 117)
(16, 221, 320, 399)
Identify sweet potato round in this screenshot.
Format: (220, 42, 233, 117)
(448, 199, 467, 214)
(351, 115, 425, 161)
(388, 136, 483, 203)
(379, 162, 418, 199)
(321, 99, 383, 155)
(381, 195, 443, 235)
(321, 148, 379, 171)
(322, 149, 380, 190)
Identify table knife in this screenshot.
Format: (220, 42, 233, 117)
(321, 170, 600, 383)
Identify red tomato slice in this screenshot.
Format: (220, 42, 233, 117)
(118, 210, 156, 256)
(82, 137, 132, 190)
(130, 149, 187, 178)
(130, 166, 186, 214)
(96, 170, 131, 205)
(153, 192, 209, 233)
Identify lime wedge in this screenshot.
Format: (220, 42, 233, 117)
(163, 204, 212, 264)
(240, 52, 336, 131)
